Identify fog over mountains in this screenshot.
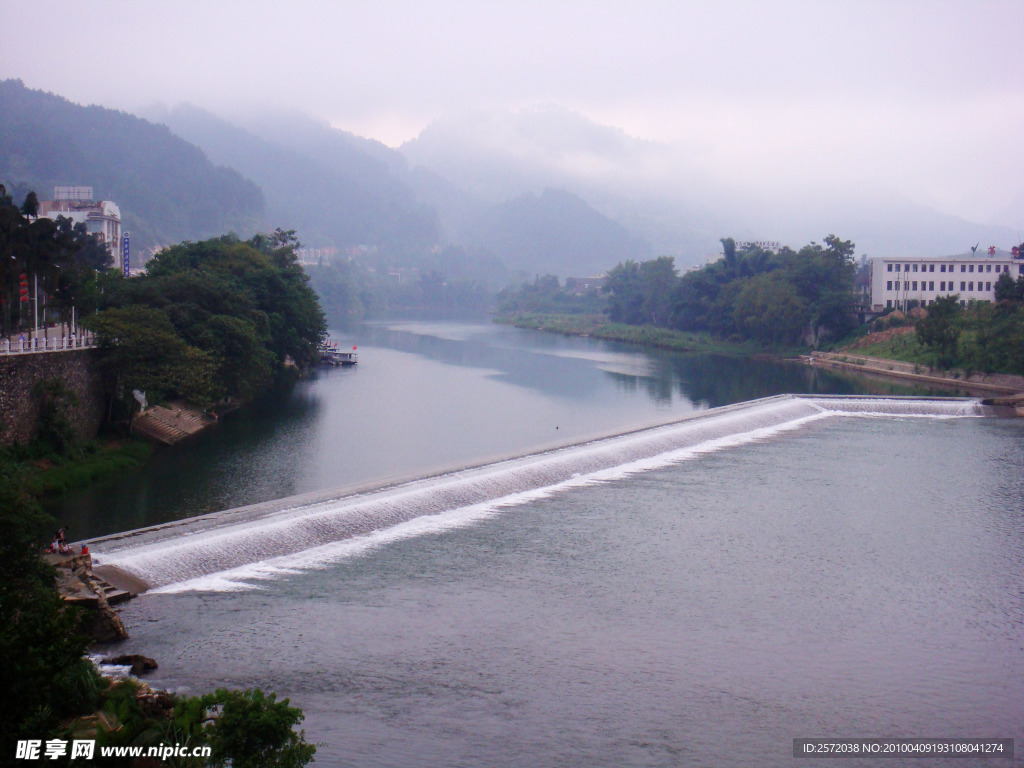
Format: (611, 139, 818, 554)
(401, 105, 1021, 262)
(2, 79, 1019, 278)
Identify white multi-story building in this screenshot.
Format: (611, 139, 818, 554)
(869, 250, 1023, 311)
(38, 186, 122, 258)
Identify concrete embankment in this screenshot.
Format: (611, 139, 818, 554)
(809, 352, 1024, 402)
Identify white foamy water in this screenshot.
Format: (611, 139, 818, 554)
(87, 395, 987, 593)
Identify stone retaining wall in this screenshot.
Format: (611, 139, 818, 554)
(0, 349, 107, 447)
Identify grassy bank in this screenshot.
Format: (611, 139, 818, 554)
(844, 332, 931, 366)
(494, 313, 783, 356)
(3, 437, 152, 497)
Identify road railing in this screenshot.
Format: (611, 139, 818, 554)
(0, 334, 97, 355)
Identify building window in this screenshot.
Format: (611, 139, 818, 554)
(986, 265, 992, 272)
(961, 265, 967, 272)
(887, 299, 892, 308)
(969, 264, 975, 272)
(986, 282, 991, 291)
(929, 264, 934, 272)
(940, 264, 946, 273)
(887, 281, 892, 290)
(913, 264, 918, 272)
(961, 281, 966, 290)
(929, 281, 934, 290)
(904, 264, 910, 272)
(968, 282, 974, 290)
(887, 263, 893, 272)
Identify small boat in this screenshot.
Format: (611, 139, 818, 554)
(320, 343, 358, 366)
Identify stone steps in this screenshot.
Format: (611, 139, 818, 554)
(132, 404, 215, 444)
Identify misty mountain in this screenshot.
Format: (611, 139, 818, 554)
(463, 188, 651, 278)
(153, 106, 652, 277)
(0, 79, 264, 254)
(146, 104, 441, 251)
(401, 106, 729, 259)
(401, 106, 1020, 264)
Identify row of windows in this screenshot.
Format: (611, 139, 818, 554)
(885, 262, 1016, 274)
(886, 281, 994, 292)
(886, 299, 971, 309)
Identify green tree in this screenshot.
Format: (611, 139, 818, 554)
(86, 305, 221, 410)
(731, 272, 809, 344)
(200, 688, 317, 768)
(0, 473, 103, 748)
(604, 260, 644, 324)
(915, 294, 961, 368)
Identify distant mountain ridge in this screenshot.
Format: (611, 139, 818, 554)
(6, 81, 1006, 278)
(147, 104, 442, 251)
(147, 105, 651, 276)
(0, 79, 264, 255)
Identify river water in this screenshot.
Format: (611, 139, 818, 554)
(56, 321, 929, 538)
(76, 322, 1022, 767)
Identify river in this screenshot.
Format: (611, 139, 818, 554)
(72, 321, 1022, 767)
(54, 320, 930, 538)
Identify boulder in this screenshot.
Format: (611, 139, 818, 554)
(106, 654, 158, 676)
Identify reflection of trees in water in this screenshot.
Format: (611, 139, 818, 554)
(603, 353, 931, 410)
(605, 368, 674, 405)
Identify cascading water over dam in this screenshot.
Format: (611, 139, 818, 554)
(86, 395, 989, 593)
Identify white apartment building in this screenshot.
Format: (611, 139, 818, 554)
(38, 186, 122, 258)
(869, 250, 1023, 311)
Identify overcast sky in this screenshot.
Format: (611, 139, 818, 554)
(1, 0, 1021, 225)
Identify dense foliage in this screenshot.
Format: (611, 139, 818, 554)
(500, 235, 859, 349)
(913, 272, 1024, 374)
(85, 230, 326, 412)
(0, 473, 105, 751)
(625, 235, 857, 346)
(495, 274, 607, 316)
(0, 185, 111, 338)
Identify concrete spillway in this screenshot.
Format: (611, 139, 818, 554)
(86, 395, 988, 593)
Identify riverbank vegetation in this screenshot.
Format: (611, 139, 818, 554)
(495, 313, 768, 356)
(849, 277, 1024, 375)
(495, 236, 857, 353)
(305, 243, 507, 323)
(0, 373, 152, 498)
(1, 483, 316, 765)
(84, 230, 326, 419)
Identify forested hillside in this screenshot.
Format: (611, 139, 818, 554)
(152, 105, 441, 251)
(0, 80, 264, 255)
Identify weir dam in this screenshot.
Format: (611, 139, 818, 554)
(84, 394, 991, 594)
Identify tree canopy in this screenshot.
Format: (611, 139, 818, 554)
(85, 230, 326, 412)
(0, 186, 112, 338)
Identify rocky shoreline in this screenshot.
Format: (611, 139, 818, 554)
(49, 551, 131, 643)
